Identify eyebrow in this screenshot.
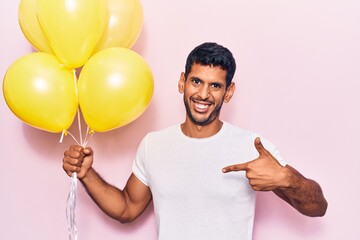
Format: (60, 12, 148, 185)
(189, 76, 202, 82)
(189, 76, 225, 88)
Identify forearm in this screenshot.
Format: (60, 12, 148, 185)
(275, 165, 328, 217)
(80, 168, 132, 222)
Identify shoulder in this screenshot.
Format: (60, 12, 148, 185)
(136, 124, 181, 154)
(222, 122, 276, 148)
(142, 124, 180, 142)
(222, 121, 256, 139)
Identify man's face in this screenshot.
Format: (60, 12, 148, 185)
(178, 63, 235, 126)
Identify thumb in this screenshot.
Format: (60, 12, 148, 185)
(254, 137, 267, 156)
(222, 162, 248, 173)
(82, 147, 93, 156)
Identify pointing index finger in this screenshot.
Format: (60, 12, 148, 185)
(222, 162, 248, 173)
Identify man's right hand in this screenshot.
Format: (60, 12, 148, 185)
(63, 145, 94, 179)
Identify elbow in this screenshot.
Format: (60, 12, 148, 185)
(115, 215, 137, 224)
(316, 199, 328, 217)
(114, 212, 140, 224)
(302, 199, 328, 217)
(113, 212, 138, 224)
(107, 210, 137, 224)
(119, 218, 135, 224)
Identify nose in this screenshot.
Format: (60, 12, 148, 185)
(198, 84, 210, 100)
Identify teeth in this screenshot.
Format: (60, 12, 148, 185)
(195, 103, 208, 109)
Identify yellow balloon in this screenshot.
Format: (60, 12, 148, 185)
(18, 0, 53, 53)
(78, 48, 154, 132)
(36, 0, 108, 69)
(93, 0, 144, 53)
(3, 52, 78, 133)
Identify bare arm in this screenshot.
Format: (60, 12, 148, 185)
(222, 138, 327, 217)
(272, 165, 327, 217)
(63, 145, 152, 223)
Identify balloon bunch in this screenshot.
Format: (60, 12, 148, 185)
(3, 0, 153, 139)
(3, 1, 153, 239)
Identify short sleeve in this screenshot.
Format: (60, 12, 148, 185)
(132, 135, 149, 186)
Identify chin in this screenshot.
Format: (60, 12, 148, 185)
(190, 115, 216, 126)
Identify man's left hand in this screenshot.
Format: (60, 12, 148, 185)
(222, 137, 289, 191)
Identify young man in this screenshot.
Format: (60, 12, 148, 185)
(63, 42, 327, 240)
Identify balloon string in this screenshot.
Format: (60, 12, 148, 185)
(59, 130, 66, 143)
(66, 172, 78, 240)
(83, 126, 94, 147)
(64, 131, 81, 146)
(64, 110, 94, 240)
(65, 117, 81, 240)
(67, 109, 82, 240)
(74, 68, 83, 147)
(60, 117, 94, 148)
(62, 68, 95, 240)
(77, 109, 83, 146)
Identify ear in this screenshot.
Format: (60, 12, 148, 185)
(178, 72, 185, 93)
(224, 82, 235, 103)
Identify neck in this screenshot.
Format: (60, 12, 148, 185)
(181, 119, 223, 138)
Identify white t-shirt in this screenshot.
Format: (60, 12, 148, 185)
(132, 122, 285, 240)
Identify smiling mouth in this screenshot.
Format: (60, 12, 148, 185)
(192, 99, 213, 112)
(195, 102, 209, 109)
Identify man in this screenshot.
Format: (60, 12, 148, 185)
(63, 42, 327, 240)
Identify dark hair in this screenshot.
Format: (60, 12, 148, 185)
(184, 42, 236, 87)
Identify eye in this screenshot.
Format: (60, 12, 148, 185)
(192, 79, 201, 85)
(211, 83, 221, 89)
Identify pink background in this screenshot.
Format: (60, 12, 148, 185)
(1, 0, 359, 239)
